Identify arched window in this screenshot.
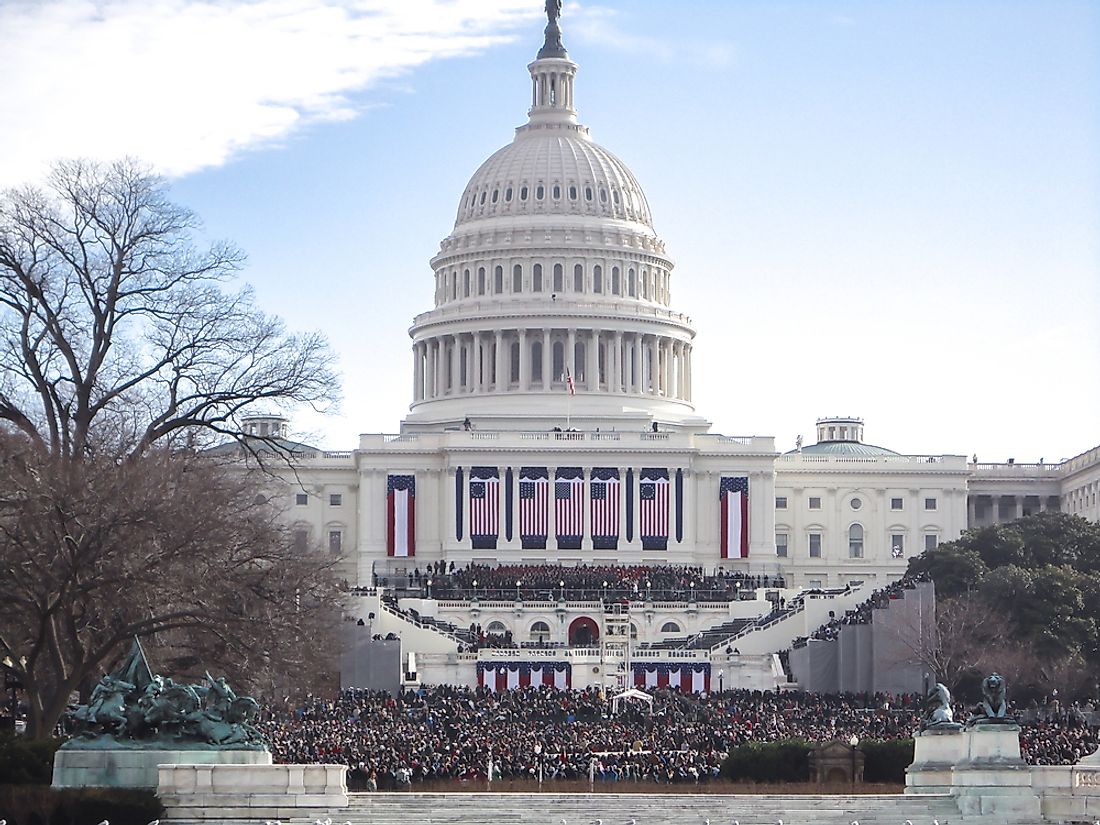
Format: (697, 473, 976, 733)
(512, 264, 522, 293)
(521, 185, 529, 201)
(536, 184, 545, 200)
(585, 186, 593, 202)
(628, 268, 636, 297)
(553, 263, 563, 292)
(568, 185, 577, 201)
(529, 621, 551, 643)
(478, 267, 486, 295)
(573, 263, 584, 292)
(612, 266, 620, 294)
(574, 341, 586, 381)
(552, 341, 564, 380)
(446, 344, 453, 390)
(642, 270, 649, 299)
(629, 623, 638, 640)
(849, 524, 864, 559)
(451, 271, 457, 300)
(552, 184, 561, 200)
(531, 341, 543, 382)
(494, 265, 503, 294)
(598, 342, 606, 385)
(660, 621, 681, 633)
(491, 188, 498, 203)
(593, 265, 603, 293)
(486, 621, 507, 634)
(533, 264, 543, 292)
(510, 341, 520, 382)
(505, 187, 513, 202)
(464, 269, 471, 298)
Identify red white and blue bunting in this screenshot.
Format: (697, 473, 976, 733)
(476, 661, 571, 691)
(631, 662, 710, 693)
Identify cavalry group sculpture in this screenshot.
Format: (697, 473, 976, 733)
(67, 639, 265, 749)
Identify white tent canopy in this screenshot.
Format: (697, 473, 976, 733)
(611, 687, 653, 714)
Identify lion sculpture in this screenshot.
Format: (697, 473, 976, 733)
(967, 672, 1013, 726)
(921, 682, 960, 729)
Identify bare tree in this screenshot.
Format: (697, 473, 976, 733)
(0, 158, 336, 458)
(0, 160, 340, 737)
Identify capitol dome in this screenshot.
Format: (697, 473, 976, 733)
(403, 7, 705, 433)
(454, 133, 653, 228)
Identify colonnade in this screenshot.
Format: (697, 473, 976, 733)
(412, 328, 692, 403)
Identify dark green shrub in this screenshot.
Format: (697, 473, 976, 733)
(859, 738, 915, 783)
(0, 735, 62, 785)
(0, 785, 163, 825)
(721, 738, 811, 782)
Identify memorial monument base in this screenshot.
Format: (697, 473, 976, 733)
(52, 747, 272, 790)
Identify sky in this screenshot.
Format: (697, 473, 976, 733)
(3, 0, 1098, 462)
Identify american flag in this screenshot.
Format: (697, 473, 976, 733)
(565, 368, 576, 395)
(555, 472, 585, 545)
(386, 474, 415, 557)
(639, 471, 669, 549)
(590, 470, 620, 547)
(519, 469, 549, 546)
(469, 469, 499, 544)
(720, 476, 749, 559)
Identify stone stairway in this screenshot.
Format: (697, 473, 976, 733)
(300, 791, 962, 825)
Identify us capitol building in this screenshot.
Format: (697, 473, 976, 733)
(250, 8, 1100, 693)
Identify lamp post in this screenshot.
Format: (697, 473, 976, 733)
(516, 579, 522, 601)
(559, 579, 565, 602)
(734, 580, 740, 600)
(645, 579, 651, 601)
(534, 743, 543, 789)
(718, 668, 725, 695)
(689, 581, 696, 602)
(472, 579, 478, 601)
(849, 734, 859, 786)
(601, 580, 608, 602)
(426, 578, 433, 599)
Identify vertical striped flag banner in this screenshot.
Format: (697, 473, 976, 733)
(720, 476, 750, 559)
(632, 663, 710, 693)
(590, 468, 620, 550)
(555, 467, 585, 550)
(477, 662, 571, 691)
(469, 466, 500, 549)
(386, 474, 415, 557)
(519, 467, 549, 549)
(639, 468, 669, 550)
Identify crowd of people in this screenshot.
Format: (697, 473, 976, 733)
(257, 685, 1099, 789)
(425, 563, 786, 603)
(792, 572, 931, 647)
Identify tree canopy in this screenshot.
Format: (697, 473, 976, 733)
(0, 160, 340, 737)
(907, 512, 1100, 697)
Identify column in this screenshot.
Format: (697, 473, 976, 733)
(684, 344, 693, 401)
(494, 330, 505, 392)
(967, 495, 976, 528)
(412, 343, 421, 402)
(1014, 495, 1023, 520)
(587, 330, 599, 391)
(519, 329, 530, 390)
(648, 336, 659, 395)
(542, 328, 551, 390)
(632, 334, 643, 394)
(567, 328, 576, 384)
(433, 340, 443, 398)
(473, 332, 483, 393)
(613, 331, 623, 393)
(449, 337, 459, 396)
(662, 339, 672, 398)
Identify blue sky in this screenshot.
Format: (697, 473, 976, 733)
(4, 0, 1098, 461)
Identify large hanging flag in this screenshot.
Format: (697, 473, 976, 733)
(469, 466, 500, 549)
(519, 467, 549, 549)
(387, 474, 416, 557)
(555, 467, 585, 550)
(720, 476, 750, 559)
(565, 368, 576, 395)
(590, 468, 620, 550)
(639, 468, 669, 550)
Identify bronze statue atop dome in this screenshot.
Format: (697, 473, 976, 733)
(538, 0, 568, 59)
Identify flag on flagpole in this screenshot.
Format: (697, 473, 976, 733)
(720, 476, 750, 559)
(565, 368, 575, 395)
(386, 475, 415, 557)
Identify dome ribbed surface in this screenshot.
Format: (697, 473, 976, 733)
(454, 133, 653, 228)
(794, 441, 900, 457)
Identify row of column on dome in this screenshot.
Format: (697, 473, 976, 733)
(434, 261, 671, 306)
(412, 329, 692, 401)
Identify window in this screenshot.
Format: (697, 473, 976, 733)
(848, 524, 864, 558)
(924, 534, 939, 551)
(295, 493, 308, 506)
(486, 621, 508, 635)
(553, 263, 563, 292)
(510, 342, 520, 382)
(552, 341, 564, 380)
(478, 267, 486, 295)
(463, 269, 471, 297)
(850, 497, 862, 510)
(329, 493, 342, 506)
(585, 186, 593, 202)
(808, 579, 823, 589)
(808, 496, 821, 510)
(533, 263, 543, 292)
(328, 531, 342, 555)
(809, 533, 822, 558)
(776, 533, 789, 558)
(491, 188, 498, 203)
(521, 185, 529, 201)
(513, 264, 522, 293)
(628, 268, 636, 296)
(775, 496, 788, 509)
(536, 184, 544, 200)
(531, 341, 543, 381)
(612, 266, 621, 294)
(891, 534, 904, 557)
(505, 187, 513, 202)
(891, 497, 904, 510)
(573, 263, 584, 292)
(568, 185, 577, 200)
(593, 265, 603, 293)
(293, 529, 309, 553)
(552, 184, 561, 200)
(660, 622, 681, 633)
(924, 497, 937, 511)
(529, 621, 551, 643)
(494, 266, 503, 294)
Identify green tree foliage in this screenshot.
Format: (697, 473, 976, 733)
(721, 739, 811, 783)
(907, 513, 1100, 695)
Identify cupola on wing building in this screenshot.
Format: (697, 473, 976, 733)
(258, 6, 1100, 695)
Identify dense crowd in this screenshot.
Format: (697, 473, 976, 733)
(257, 685, 1098, 789)
(792, 572, 931, 647)
(423, 563, 786, 603)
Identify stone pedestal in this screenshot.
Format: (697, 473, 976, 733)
(158, 763, 348, 822)
(906, 726, 965, 794)
(51, 747, 272, 789)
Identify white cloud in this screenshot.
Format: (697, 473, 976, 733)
(0, 0, 540, 187)
(568, 5, 735, 69)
